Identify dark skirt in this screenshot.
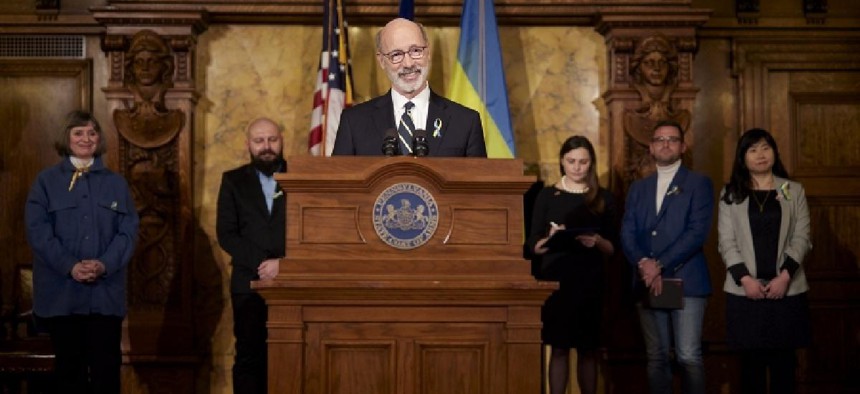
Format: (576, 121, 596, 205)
(726, 292, 811, 350)
(542, 284, 602, 350)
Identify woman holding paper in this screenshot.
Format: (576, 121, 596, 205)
(718, 128, 812, 394)
(527, 135, 615, 394)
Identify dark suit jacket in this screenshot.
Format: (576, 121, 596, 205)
(620, 166, 714, 297)
(216, 163, 286, 294)
(331, 90, 487, 157)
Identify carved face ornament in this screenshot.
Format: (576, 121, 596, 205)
(133, 50, 165, 87)
(641, 51, 668, 87)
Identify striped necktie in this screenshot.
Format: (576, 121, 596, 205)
(398, 101, 416, 155)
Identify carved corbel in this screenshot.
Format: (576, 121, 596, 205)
(102, 29, 186, 307)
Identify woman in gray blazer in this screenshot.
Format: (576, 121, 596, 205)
(718, 128, 812, 394)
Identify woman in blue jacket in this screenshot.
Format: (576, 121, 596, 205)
(25, 110, 139, 394)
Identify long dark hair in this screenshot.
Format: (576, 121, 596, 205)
(558, 135, 604, 213)
(722, 128, 789, 204)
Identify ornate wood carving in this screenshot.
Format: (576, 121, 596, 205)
(598, 10, 708, 190)
(103, 29, 186, 310)
(94, 8, 207, 393)
(623, 34, 692, 180)
(114, 30, 184, 150)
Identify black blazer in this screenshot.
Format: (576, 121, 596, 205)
(331, 90, 487, 157)
(216, 163, 286, 294)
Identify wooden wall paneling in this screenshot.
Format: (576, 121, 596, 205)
(0, 58, 90, 325)
(733, 36, 860, 393)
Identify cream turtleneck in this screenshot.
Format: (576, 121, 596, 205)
(655, 159, 681, 212)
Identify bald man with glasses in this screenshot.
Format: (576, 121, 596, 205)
(332, 18, 487, 157)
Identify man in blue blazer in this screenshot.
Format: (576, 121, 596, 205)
(332, 18, 487, 157)
(620, 120, 714, 394)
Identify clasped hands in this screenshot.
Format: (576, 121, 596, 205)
(740, 271, 790, 300)
(71, 260, 105, 283)
(638, 258, 663, 296)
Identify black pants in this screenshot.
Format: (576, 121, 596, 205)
(232, 293, 268, 394)
(740, 349, 797, 394)
(42, 314, 123, 394)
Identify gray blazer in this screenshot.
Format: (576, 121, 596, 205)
(718, 177, 812, 296)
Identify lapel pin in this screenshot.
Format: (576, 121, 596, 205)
(666, 185, 681, 196)
(432, 118, 442, 138)
(110, 201, 118, 210)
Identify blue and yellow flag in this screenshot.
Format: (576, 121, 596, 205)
(449, 0, 515, 158)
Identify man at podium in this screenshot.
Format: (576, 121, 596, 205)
(332, 18, 487, 157)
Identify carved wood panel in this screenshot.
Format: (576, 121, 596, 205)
(306, 322, 498, 394)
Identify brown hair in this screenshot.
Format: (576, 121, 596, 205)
(558, 135, 604, 214)
(54, 110, 107, 157)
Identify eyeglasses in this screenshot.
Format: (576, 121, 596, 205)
(379, 46, 427, 64)
(651, 136, 682, 144)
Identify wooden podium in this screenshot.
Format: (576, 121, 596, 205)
(255, 156, 555, 394)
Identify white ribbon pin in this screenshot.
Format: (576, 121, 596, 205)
(432, 118, 442, 138)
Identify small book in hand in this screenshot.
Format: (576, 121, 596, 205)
(543, 227, 600, 251)
(643, 278, 684, 309)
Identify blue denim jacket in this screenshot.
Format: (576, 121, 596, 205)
(25, 157, 139, 317)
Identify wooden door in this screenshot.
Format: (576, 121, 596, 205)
(0, 59, 91, 315)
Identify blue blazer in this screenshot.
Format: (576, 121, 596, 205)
(331, 90, 487, 157)
(620, 166, 714, 297)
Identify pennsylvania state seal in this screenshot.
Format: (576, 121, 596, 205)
(372, 183, 439, 250)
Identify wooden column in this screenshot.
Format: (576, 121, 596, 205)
(92, 7, 208, 393)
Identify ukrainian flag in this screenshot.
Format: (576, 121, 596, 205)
(449, 0, 515, 158)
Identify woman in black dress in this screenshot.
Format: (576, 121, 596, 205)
(718, 128, 812, 393)
(527, 136, 615, 394)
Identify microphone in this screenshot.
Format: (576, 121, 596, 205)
(382, 128, 400, 156)
(413, 129, 429, 157)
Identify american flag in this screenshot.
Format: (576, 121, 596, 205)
(308, 0, 354, 156)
